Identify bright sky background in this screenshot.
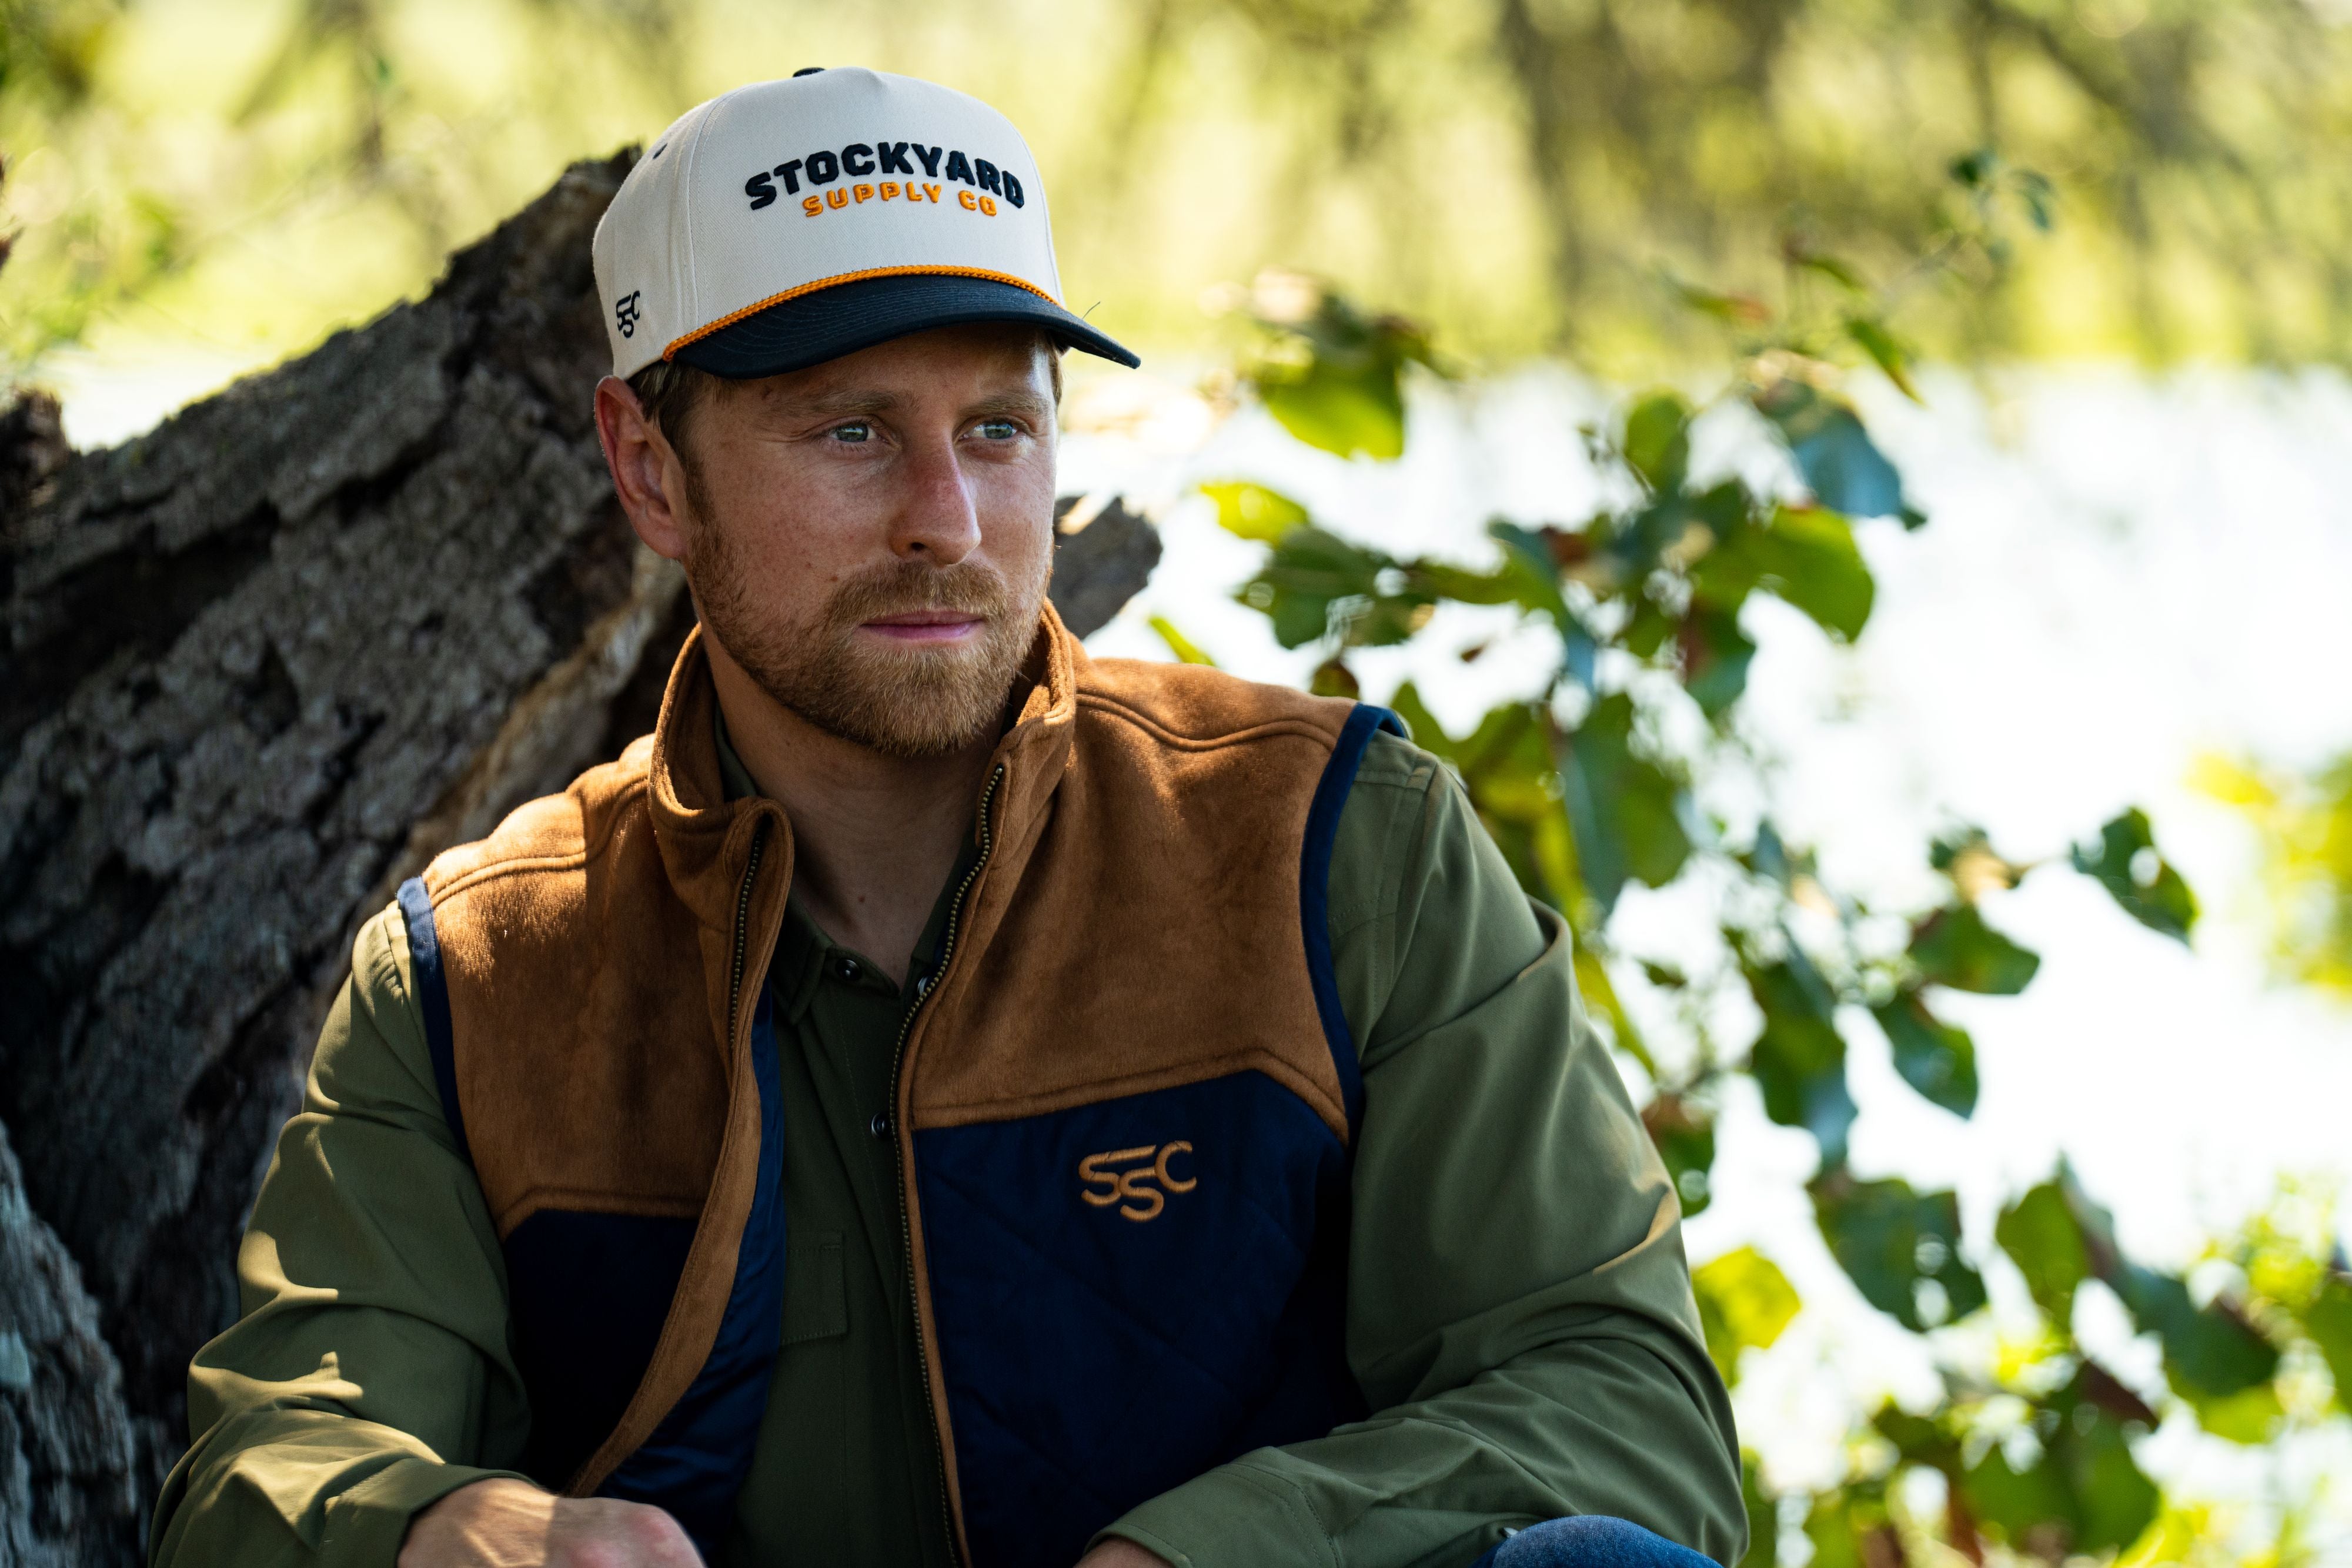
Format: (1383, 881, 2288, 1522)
(47, 355, 2352, 1555)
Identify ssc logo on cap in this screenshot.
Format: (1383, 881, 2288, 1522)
(590, 68, 1137, 382)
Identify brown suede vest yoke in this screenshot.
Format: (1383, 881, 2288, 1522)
(412, 608, 1372, 1564)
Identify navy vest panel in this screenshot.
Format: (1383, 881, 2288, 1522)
(915, 1070, 1364, 1568)
(505, 1209, 697, 1487)
(597, 986, 789, 1553)
(400, 872, 789, 1557)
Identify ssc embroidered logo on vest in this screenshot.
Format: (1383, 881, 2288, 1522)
(1077, 1142, 1197, 1222)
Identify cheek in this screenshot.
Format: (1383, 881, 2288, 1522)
(696, 470, 858, 607)
(977, 449, 1060, 586)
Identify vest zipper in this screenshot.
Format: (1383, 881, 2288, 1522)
(728, 817, 771, 1042)
(890, 763, 1003, 1568)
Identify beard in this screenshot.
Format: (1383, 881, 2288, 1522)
(687, 519, 1047, 761)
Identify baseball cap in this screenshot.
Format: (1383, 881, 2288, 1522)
(592, 69, 1138, 381)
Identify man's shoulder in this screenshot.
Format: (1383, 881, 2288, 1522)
(1075, 656, 1356, 748)
(420, 733, 658, 902)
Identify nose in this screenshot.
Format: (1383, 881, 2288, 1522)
(887, 424, 981, 566)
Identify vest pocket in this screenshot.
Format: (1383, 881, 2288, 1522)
(783, 1231, 847, 1343)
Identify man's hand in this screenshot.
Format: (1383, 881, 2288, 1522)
(1076, 1540, 1171, 1567)
(398, 1478, 703, 1567)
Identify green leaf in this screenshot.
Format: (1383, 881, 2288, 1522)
(1962, 1366, 2159, 1556)
(1643, 1093, 1717, 1216)
(2052, 1371, 2163, 1553)
(1198, 480, 1309, 543)
(2070, 807, 2199, 942)
(2003, 1166, 2281, 1416)
(1999, 1164, 2277, 1413)
(1242, 287, 1436, 460)
(1685, 497, 1873, 644)
(1622, 390, 1693, 494)
(1309, 656, 1359, 698)
(1261, 373, 1407, 460)
(1752, 379, 1909, 520)
(1468, 521, 1581, 643)
(1801, 1483, 1893, 1568)
(1693, 1245, 1800, 1382)
(1745, 959, 1856, 1162)
(1235, 527, 1430, 650)
(1752, 504, 1874, 641)
(1872, 988, 1979, 1117)
(1810, 1169, 1987, 1330)
(2303, 1271, 2352, 1414)
(2180, 1381, 2283, 1443)
(1147, 616, 1216, 666)
(1678, 604, 1756, 717)
(1871, 1404, 1961, 1470)
(1996, 1179, 2094, 1325)
(1844, 316, 1921, 403)
(1558, 692, 1690, 914)
(2114, 1268, 2279, 1406)
(1909, 903, 2040, 994)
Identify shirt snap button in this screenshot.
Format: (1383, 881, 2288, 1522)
(868, 1111, 889, 1139)
(833, 956, 861, 983)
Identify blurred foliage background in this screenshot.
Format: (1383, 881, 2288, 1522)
(8, 1, 2352, 1564)
(8, 0, 2352, 377)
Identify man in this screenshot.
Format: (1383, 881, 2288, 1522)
(151, 69, 1744, 1568)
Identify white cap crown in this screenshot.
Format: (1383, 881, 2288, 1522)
(593, 69, 1084, 379)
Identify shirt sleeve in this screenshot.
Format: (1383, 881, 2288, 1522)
(148, 903, 534, 1568)
(1099, 730, 1747, 1568)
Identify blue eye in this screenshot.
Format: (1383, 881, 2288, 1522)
(831, 422, 872, 443)
(977, 419, 1019, 440)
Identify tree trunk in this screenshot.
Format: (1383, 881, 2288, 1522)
(0, 150, 1158, 1566)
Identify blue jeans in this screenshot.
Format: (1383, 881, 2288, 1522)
(1469, 1516, 1719, 1568)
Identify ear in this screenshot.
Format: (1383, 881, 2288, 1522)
(594, 375, 693, 561)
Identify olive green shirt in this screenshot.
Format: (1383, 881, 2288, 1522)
(152, 727, 1743, 1568)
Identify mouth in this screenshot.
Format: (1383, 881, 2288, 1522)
(858, 609, 988, 645)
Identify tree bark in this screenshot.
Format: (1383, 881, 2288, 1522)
(0, 150, 1158, 1566)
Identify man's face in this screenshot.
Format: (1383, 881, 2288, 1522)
(610, 325, 1060, 758)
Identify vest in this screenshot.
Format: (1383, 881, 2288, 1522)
(395, 608, 1402, 1566)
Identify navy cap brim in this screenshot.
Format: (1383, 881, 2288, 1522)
(671, 272, 1138, 379)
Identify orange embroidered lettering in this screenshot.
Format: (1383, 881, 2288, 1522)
(853, 183, 875, 203)
(1079, 1146, 1152, 1208)
(979, 195, 997, 216)
(801, 195, 823, 217)
(1077, 1144, 1198, 1222)
(826, 188, 848, 209)
(880, 181, 901, 200)
(924, 183, 942, 203)
(958, 189, 978, 211)
(1115, 1166, 1163, 1222)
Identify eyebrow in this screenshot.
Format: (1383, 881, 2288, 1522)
(750, 386, 1052, 426)
(964, 390, 1054, 423)
(758, 387, 901, 423)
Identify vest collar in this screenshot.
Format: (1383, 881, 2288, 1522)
(985, 599, 1083, 866)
